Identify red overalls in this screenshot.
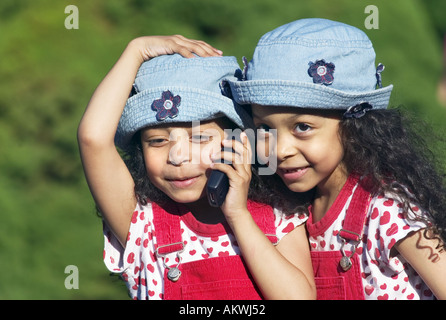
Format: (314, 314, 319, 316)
(308, 176, 371, 300)
(151, 200, 278, 300)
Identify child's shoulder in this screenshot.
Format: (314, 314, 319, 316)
(367, 192, 429, 239)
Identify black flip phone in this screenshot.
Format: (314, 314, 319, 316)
(206, 131, 241, 207)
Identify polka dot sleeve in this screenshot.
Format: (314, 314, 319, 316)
(103, 203, 153, 274)
(274, 207, 308, 242)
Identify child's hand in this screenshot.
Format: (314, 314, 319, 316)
(210, 132, 253, 225)
(128, 35, 223, 62)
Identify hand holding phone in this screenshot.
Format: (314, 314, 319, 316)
(206, 131, 242, 207)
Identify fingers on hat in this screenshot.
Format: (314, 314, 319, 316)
(171, 34, 222, 58)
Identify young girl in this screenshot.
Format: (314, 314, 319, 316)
(77, 35, 315, 300)
(228, 18, 446, 300)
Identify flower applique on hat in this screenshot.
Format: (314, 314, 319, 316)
(308, 59, 335, 86)
(151, 90, 181, 121)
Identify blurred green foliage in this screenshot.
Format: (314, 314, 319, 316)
(0, 0, 445, 299)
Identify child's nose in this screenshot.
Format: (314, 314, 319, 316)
(276, 134, 298, 161)
(168, 138, 190, 166)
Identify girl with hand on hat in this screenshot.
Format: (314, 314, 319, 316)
(229, 19, 446, 300)
(78, 35, 315, 300)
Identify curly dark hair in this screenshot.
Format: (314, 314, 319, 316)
(340, 107, 446, 248)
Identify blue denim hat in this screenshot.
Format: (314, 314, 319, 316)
(115, 54, 250, 150)
(228, 18, 393, 111)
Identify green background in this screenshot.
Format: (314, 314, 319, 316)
(0, 0, 445, 299)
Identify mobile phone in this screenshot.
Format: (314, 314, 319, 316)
(206, 169, 229, 207)
(206, 131, 241, 207)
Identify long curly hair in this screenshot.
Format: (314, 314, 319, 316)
(340, 107, 446, 247)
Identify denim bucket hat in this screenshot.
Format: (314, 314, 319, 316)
(115, 54, 250, 150)
(228, 18, 393, 112)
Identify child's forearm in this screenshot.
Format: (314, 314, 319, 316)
(228, 212, 316, 300)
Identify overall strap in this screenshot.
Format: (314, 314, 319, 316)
(339, 177, 372, 242)
(338, 177, 372, 272)
(151, 202, 185, 255)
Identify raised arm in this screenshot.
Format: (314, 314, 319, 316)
(78, 36, 222, 246)
(212, 134, 316, 299)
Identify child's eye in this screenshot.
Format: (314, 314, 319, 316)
(148, 138, 168, 146)
(294, 123, 312, 133)
(191, 135, 213, 143)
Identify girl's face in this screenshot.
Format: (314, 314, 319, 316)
(252, 105, 346, 194)
(141, 119, 227, 204)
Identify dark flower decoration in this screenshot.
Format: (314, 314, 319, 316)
(308, 59, 335, 85)
(151, 90, 181, 121)
(343, 102, 373, 119)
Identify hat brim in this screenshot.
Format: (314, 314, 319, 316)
(115, 86, 251, 150)
(228, 79, 393, 110)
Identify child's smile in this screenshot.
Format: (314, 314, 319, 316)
(165, 175, 202, 189)
(278, 166, 311, 181)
